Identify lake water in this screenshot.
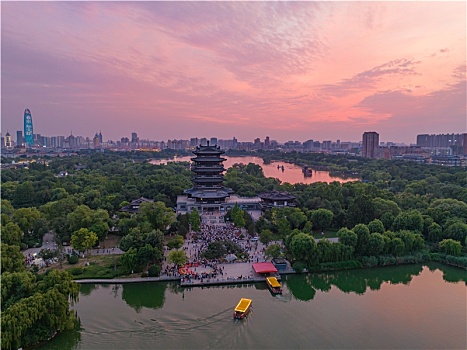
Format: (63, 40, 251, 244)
(40, 263, 466, 349)
(150, 156, 359, 184)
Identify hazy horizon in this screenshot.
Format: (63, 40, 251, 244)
(2, 1, 466, 144)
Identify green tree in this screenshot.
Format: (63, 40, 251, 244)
(1, 271, 79, 350)
(1, 243, 25, 274)
(390, 237, 405, 256)
(136, 244, 162, 269)
(189, 208, 201, 232)
(439, 239, 462, 256)
(260, 229, 273, 244)
(70, 228, 98, 255)
(277, 216, 291, 237)
(368, 233, 385, 255)
(443, 222, 467, 244)
(231, 204, 246, 228)
(1, 271, 36, 309)
(139, 201, 176, 231)
(67, 205, 93, 233)
(393, 210, 424, 233)
(12, 181, 35, 207)
(290, 233, 316, 262)
(13, 207, 41, 237)
(287, 208, 308, 230)
(167, 250, 187, 267)
(167, 234, 184, 250)
(427, 198, 467, 226)
(427, 222, 442, 242)
(368, 219, 385, 234)
(264, 244, 282, 259)
(116, 217, 138, 236)
(337, 227, 358, 248)
(121, 248, 138, 273)
(353, 224, 370, 256)
(347, 195, 375, 227)
(1, 222, 23, 246)
(311, 209, 334, 231)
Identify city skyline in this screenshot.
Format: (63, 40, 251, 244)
(2, 2, 466, 144)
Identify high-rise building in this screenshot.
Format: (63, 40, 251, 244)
(362, 131, 379, 158)
(463, 133, 467, 156)
(131, 132, 138, 143)
(4, 132, 13, 148)
(24, 109, 33, 146)
(16, 131, 23, 146)
(416, 133, 463, 148)
(93, 133, 100, 148)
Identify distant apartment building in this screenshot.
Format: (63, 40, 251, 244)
(362, 132, 379, 158)
(417, 133, 465, 155)
(322, 140, 332, 149)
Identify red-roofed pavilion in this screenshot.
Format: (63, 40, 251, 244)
(252, 262, 278, 274)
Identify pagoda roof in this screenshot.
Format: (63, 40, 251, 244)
(191, 157, 226, 162)
(183, 188, 231, 199)
(193, 144, 225, 155)
(193, 176, 224, 181)
(259, 190, 296, 201)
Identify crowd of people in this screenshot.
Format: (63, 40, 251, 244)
(159, 213, 275, 281)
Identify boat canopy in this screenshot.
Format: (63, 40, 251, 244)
(267, 277, 281, 288)
(234, 298, 252, 313)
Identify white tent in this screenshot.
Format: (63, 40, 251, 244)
(225, 254, 237, 262)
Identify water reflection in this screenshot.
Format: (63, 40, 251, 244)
(285, 275, 316, 301)
(150, 156, 359, 184)
(427, 263, 467, 284)
(37, 326, 81, 350)
(121, 282, 167, 312)
(286, 264, 425, 301)
(79, 283, 98, 296)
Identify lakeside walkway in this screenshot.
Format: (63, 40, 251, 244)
(75, 261, 296, 286)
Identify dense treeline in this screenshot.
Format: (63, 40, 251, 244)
(1, 150, 466, 348)
(239, 152, 467, 269)
(1, 151, 189, 349)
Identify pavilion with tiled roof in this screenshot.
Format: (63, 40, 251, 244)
(258, 190, 296, 211)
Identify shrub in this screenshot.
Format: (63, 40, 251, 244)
(292, 261, 307, 273)
(68, 255, 79, 264)
(148, 264, 161, 277)
(311, 260, 362, 271)
(361, 256, 378, 268)
(70, 267, 84, 275)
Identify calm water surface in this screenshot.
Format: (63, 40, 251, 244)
(150, 156, 359, 184)
(41, 264, 466, 349)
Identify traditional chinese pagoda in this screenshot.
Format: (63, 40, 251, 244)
(183, 142, 234, 206)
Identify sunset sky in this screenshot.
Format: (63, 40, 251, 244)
(1, 1, 466, 144)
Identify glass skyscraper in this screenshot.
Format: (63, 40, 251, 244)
(24, 109, 33, 146)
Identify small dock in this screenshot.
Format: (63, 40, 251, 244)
(180, 275, 278, 287)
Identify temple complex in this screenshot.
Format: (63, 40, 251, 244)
(183, 141, 234, 204)
(177, 142, 296, 218)
(177, 142, 260, 215)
